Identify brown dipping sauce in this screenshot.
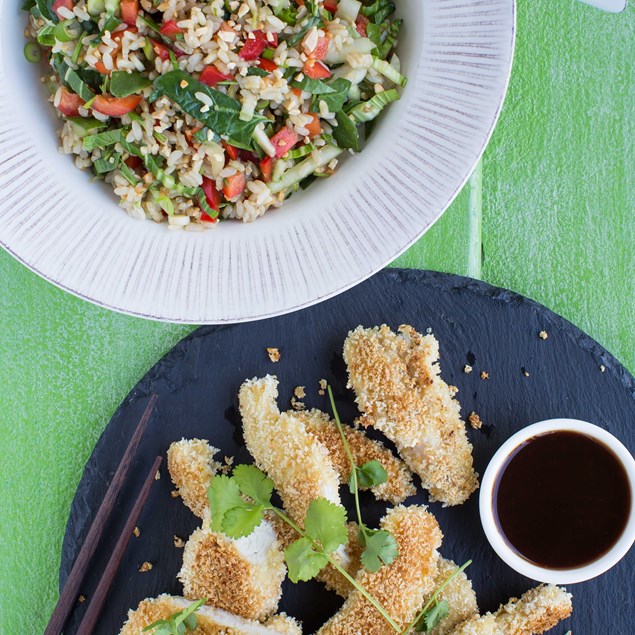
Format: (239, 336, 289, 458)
(494, 430, 631, 569)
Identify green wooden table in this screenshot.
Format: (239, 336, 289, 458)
(1, 1, 633, 631)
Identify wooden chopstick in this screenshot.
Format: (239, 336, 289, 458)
(44, 394, 158, 635)
(77, 455, 163, 635)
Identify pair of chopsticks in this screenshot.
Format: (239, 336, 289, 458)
(45, 395, 161, 635)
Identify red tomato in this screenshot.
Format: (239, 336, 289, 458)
(257, 57, 278, 73)
(303, 59, 331, 79)
(201, 176, 221, 212)
(124, 155, 143, 169)
(57, 87, 84, 117)
(151, 39, 171, 61)
(310, 36, 330, 61)
(266, 33, 279, 47)
(270, 127, 299, 158)
(92, 94, 142, 117)
(259, 156, 273, 183)
(52, 0, 73, 20)
(324, 0, 338, 12)
(222, 141, 239, 161)
(120, 0, 138, 26)
(305, 113, 321, 138)
(199, 65, 233, 87)
(239, 30, 267, 61)
(355, 15, 369, 37)
(223, 172, 246, 199)
(160, 20, 184, 40)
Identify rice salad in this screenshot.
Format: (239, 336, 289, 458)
(24, 0, 406, 227)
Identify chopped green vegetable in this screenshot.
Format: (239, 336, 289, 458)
(86, 0, 105, 16)
(93, 154, 120, 174)
(380, 18, 402, 59)
(314, 78, 352, 112)
(348, 88, 400, 122)
(110, 70, 152, 98)
(83, 127, 128, 151)
(143, 598, 206, 635)
(416, 600, 450, 633)
(291, 76, 336, 95)
(372, 57, 407, 87)
(268, 144, 342, 193)
(36, 26, 55, 47)
(53, 19, 82, 42)
(154, 194, 175, 216)
(333, 110, 361, 151)
(23, 41, 42, 63)
(67, 116, 107, 137)
(118, 161, 139, 185)
(64, 68, 94, 102)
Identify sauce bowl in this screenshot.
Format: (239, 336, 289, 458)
(480, 418, 635, 584)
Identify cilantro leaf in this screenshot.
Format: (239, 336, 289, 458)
(233, 464, 274, 506)
(348, 459, 388, 492)
(221, 504, 265, 539)
(284, 537, 329, 582)
(360, 529, 399, 572)
(304, 498, 348, 554)
(207, 475, 244, 532)
(415, 600, 450, 632)
(143, 598, 205, 634)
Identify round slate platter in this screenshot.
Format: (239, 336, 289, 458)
(60, 269, 635, 634)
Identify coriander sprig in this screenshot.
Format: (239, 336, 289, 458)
(143, 598, 206, 635)
(206, 465, 402, 632)
(327, 386, 399, 573)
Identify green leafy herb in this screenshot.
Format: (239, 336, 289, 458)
(110, 71, 152, 98)
(362, 0, 395, 23)
(291, 76, 336, 95)
(416, 600, 449, 633)
(83, 127, 127, 151)
(143, 598, 206, 635)
(284, 537, 329, 582)
(304, 498, 348, 554)
(380, 18, 402, 59)
(285, 15, 322, 48)
(152, 70, 266, 150)
(93, 154, 120, 174)
(35, 0, 57, 23)
(349, 459, 388, 492)
(118, 161, 139, 185)
(246, 67, 269, 77)
(207, 475, 245, 532)
(333, 111, 361, 152)
(313, 78, 351, 112)
(193, 127, 220, 144)
(36, 25, 55, 46)
(233, 464, 275, 506)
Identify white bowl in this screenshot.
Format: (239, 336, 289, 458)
(480, 418, 635, 584)
(0, 0, 515, 323)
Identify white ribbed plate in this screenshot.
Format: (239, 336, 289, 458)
(0, 0, 515, 323)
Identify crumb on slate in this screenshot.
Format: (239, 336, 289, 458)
(480, 371, 489, 380)
(174, 535, 185, 548)
(78, 595, 86, 603)
(290, 397, 305, 411)
(539, 330, 549, 340)
(318, 378, 327, 395)
(267, 347, 281, 362)
(468, 412, 483, 430)
(154, 470, 161, 480)
(600, 365, 606, 373)
(133, 526, 140, 538)
(139, 562, 153, 573)
(294, 385, 306, 399)
(171, 489, 181, 498)
(463, 364, 473, 374)
(522, 369, 530, 377)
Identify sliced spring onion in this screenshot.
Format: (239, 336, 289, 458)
(268, 144, 342, 194)
(252, 123, 277, 158)
(154, 194, 175, 215)
(87, 0, 106, 16)
(118, 161, 139, 185)
(261, 48, 276, 60)
(71, 38, 83, 64)
(347, 88, 400, 123)
(23, 41, 42, 63)
(379, 18, 402, 59)
(371, 57, 407, 87)
(287, 143, 315, 159)
(104, 0, 120, 13)
(54, 20, 82, 42)
(153, 130, 168, 143)
(143, 38, 156, 62)
(36, 26, 55, 47)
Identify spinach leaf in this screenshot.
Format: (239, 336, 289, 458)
(22, 0, 36, 11)
(333, 111, 360, 152)
(37, 25, 55, 47)
(83, 127, 128, 151)
(36, 0, 57, 23)
(64, 68, 95, 101)
(313, 78, 351, 112)
(93, 154, 120, 174)
(291, 76, 336, 95)
(152, 70, 266, 150)
(193, 127, 221, 144)
(285, 15, 322, 48)
(246, 67, 269, 77)
(110, 71, 152, 98)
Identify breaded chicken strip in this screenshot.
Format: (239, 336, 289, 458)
(168, 439, 222, 518)
(293, 408, 416, 505)
(426, 558, 478, 635)
(239, 375, 359, 596)
(179, 520, 286, 621)
(119, 595, 302, 635)
(451, 585, 572, 635)
(343, 325, 478, 506)
(317, 505, 442, 635)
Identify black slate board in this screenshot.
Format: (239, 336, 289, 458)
(60, 269, 635, 634)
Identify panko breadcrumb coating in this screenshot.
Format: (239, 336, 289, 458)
(426, 558, 478, 635)
(294, 408, 416, 505)
(317, 505, 442, 635)
(343, 325, 478, 506)
(168, 439, 222, 519)
(179, 521, 286, 621)
(119, 595, 302, 635)
(451, 585, 572, 635)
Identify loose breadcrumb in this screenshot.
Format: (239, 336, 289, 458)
(78, 595, 86, 603)
(290, 397, 306, 411)
(267, 348, 281, 362)
(174, 535, 185, 548)
(480, 371, 489, 380)
(119, 595, 302, 635)
(294, 386, 306, 399)
(319, 378, 328, 396)
(343, 325, 478, 506)
(463, 365, 473, 374)
(452, 584, 572, 635)
(539, 331, 549, 340)
(600, 365, 606, 372)
(133, 526, 141, 538)
(468, 412, 483, 430)
(171, 490, 181, 498)
(293, 408, 416, 505)
(155, 470, 161, 480)
(139, 562, 153, 573)
(317, 506, 442, 635)
(167, 439, 223, 519)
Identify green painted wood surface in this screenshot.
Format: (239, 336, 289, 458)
(0, 1, 633, 631)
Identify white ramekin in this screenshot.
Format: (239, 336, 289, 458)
(480, 418, 635, 584)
